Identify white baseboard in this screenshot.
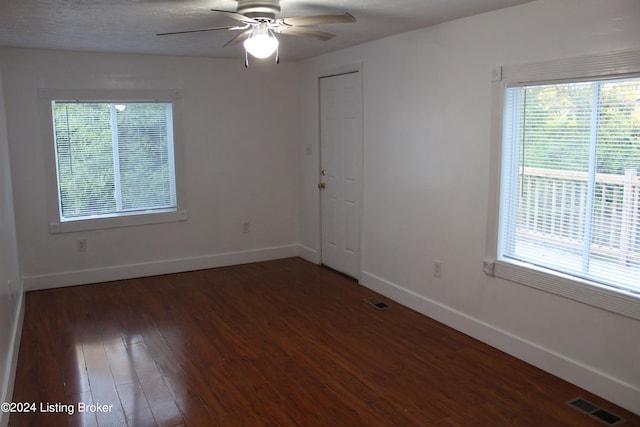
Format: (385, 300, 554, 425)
(23, 245, 300, 291)
(297, 244, 320, 264)
(360, 270, 640, 416)
(0, 290, 25, 427)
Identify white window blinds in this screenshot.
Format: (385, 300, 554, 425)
(500, 77, 640, 294)
(52, 101, 176, 220)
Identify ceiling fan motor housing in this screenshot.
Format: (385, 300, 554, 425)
(237, 0, 281, 19)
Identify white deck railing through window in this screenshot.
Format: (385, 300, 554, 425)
(518, 167, 640, 266)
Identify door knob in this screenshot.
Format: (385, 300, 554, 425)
(318, 182, 326, 190)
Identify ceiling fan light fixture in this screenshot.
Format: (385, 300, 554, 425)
(244, 33, 279, 58)
(156, 1, 356, 65)
(243, 24, 279, 58)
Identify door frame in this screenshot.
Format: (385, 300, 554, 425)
(316, 63, 364, 279)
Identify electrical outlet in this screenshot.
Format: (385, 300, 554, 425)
(242, 221, 250, 234)
(483, 258, 496, 276)
(77, 239, 87, 252)
(433, 259, 442, 278)
(7, 279, 17, 298)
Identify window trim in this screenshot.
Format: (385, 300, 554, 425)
(39, 88, 188, 233)
(486, 49, 640, 321)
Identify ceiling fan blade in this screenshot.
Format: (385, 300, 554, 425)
(156, 26, 235, 36)
(211, 9, 258, 24)
(278, 26, 335, 41)
(224, 30, 252, 47)
(281, 13, 355, 27)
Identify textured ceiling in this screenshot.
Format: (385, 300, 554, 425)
(0, 0, 535, 61)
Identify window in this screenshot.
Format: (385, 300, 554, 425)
(52, 101, 176, 220)
(488, 50, 640, 320)
(500, 77, 640, 294)
(40, 89, 186, 232)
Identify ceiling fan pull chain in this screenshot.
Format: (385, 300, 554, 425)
(267, 28, 279, 64)
(244, 49, 249, 68)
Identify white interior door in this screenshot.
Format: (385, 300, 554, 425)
(319, 71, 362, 279)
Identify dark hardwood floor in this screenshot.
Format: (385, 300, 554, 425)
(9, 257, 639, 426)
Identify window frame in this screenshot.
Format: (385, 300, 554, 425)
(486, 49, 640, 321)
(40, 88, 188, 233)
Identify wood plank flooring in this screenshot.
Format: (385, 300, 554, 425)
(9, 257, 640, 426)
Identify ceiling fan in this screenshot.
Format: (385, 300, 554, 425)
(156, 0, 356, 66)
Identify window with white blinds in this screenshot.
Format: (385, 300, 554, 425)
(499, 77, 640, 295)
(51, 101, 176, 221)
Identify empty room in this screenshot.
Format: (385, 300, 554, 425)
(0, 0, 639, 425)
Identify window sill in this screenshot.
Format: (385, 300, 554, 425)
(492, 259, 640, 321)
(49, 209, 188, 233)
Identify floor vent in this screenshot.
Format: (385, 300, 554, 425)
(364, 297, 391, 310)
(566, 398, 626, 426)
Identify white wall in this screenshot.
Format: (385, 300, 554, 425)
(298, 0, 640, 414)
(0, 49, 301, 289)
(0, 65, 24, 427)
